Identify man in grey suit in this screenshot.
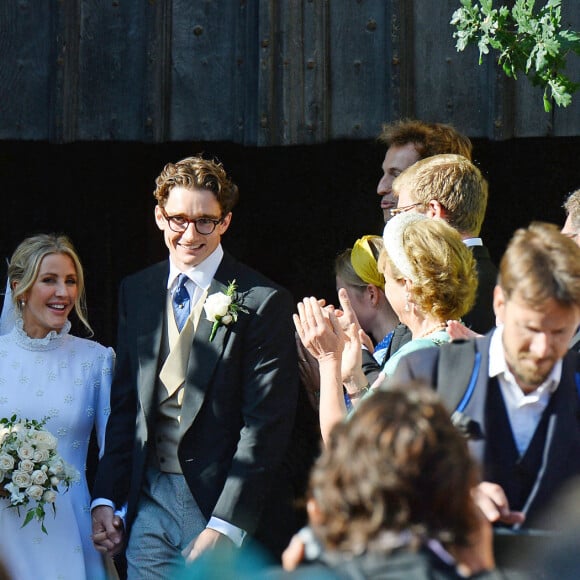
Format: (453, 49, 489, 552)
(90, 156, 298, 578)
(389, 222, 580, 528)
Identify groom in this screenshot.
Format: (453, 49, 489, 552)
(91, 156, 298, 578)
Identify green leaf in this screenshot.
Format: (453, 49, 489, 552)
(22, 509, 35, 528)
(450, 0, 579, 111)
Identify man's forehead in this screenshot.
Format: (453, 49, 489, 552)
(385, 143, 420, 168)
(505, 290, 579, 320)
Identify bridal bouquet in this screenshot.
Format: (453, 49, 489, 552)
(0, 414, 79, 533)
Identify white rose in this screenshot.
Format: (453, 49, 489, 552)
(33, 448, 50, 463)
(34, 430, 57, 450)
(0, 453, 15, 471)
(12, 470, 31, 488)
(204, 292, 232, 321)
(50, 475, 60, 486)
(42, 489, 57, 503)
(31, 469, 48, 485)
(18, 459, 35, 473)
(26, 484, 44, 501)
(0, 470, 5, 482)
(49, 458, 65, 476)
(17, 444, 34, 460)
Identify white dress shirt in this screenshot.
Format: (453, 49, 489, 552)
(167, 244, 224, 305)
(462, 236, 483, 247)
(488, 327, 561, 456)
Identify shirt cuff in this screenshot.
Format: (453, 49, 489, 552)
(206, 517, 247, 548)
(90, 498, 127, 524)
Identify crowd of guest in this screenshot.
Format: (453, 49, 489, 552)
(0, 121, 579, 580)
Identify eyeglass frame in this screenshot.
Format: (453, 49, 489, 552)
(563, 231, 580, 239)
(160, 207, 224, 235)
(390, 202, 422, 217)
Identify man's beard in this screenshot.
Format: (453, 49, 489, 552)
(506, 354, 556, 392)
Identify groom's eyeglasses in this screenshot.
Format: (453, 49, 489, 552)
(160, 208, 223, 235)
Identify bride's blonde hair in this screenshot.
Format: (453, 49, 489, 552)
(8, 233, 92, 335)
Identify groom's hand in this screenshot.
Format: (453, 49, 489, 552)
(91, 505, 125, 556)
(182, 528, 233, 563)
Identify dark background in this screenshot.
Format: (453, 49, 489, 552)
(1, 136, 578, 348)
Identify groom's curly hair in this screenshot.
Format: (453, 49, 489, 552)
(153, 155, 239, 215)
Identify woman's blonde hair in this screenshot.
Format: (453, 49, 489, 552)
(381, 218, 477, 320)
(8, 234, 92, 335)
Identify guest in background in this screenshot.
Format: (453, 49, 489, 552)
(389, 222, 580, 530)
(0, 234, 115, 580)
(562, 189, 580, 352)
(278, 385, 499, 579)
(384, 153, 495, 364)
(334, 235, 398, 366)
(294, 213, 478, 443)
(561, 188, 580, 246)
(376, 120, 473, 223)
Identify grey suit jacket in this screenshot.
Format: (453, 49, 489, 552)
(93, 252, 299, 537)
(386, 332, 580, 525)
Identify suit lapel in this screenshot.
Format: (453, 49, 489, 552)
(465, 333, 493, 464)
(136, 263, 168, 423)
(179, 254, 239, 436)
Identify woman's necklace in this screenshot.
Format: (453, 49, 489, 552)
(415, 321, 447, 339)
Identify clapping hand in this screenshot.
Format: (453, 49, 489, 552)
(294, 297, 346, 363)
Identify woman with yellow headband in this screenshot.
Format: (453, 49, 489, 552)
(294, 213, 478, 443)
(334, 235, 398, 367)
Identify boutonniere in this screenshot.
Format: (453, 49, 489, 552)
(204, 279, 248, 342)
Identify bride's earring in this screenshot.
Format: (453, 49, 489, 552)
(404, 292, 410, 312)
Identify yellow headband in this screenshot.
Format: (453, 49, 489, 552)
(351, 235, 385, 290)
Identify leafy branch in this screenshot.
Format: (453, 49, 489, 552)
(451, 0, 580, 111)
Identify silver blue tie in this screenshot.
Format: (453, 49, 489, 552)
(172, 274, 191, 332)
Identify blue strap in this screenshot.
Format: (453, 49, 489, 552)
(455, 352, 482, 413)
(575, 372, 580, 401)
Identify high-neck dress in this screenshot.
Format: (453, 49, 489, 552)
(0, 319, 114, 580)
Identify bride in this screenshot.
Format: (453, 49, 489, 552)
(0, 234, 115, 580)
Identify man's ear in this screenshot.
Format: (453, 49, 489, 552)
(218, 212, 232, 235)
(427, 199, 446, 220)
(493, 285, 506, 324)
(154, 205, 165, 230)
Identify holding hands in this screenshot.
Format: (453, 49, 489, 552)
(91, 505, 125, 557)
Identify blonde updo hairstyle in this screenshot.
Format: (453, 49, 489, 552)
(8, 233, 92, 335)
(381, 215, 477, 321)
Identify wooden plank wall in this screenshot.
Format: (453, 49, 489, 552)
(0, 0, 578, 144)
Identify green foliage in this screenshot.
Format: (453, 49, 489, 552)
(451, 0, 580, 111)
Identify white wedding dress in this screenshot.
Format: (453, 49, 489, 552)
(0, 318, 114, 580)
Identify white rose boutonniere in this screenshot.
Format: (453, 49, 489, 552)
(204, 279, 248, 342)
